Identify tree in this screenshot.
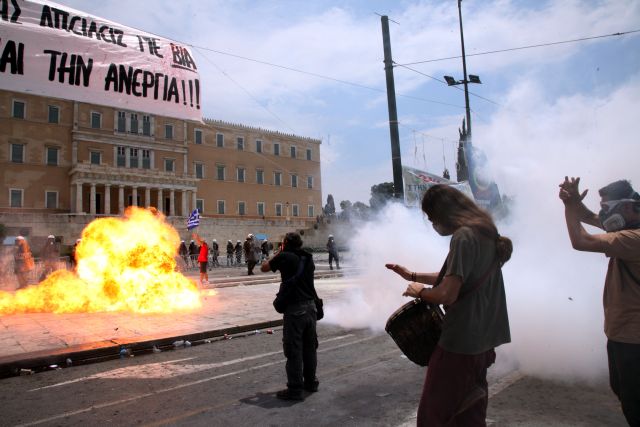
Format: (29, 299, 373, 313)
(324, 194, 336, 216)
(339, 200, 352, 220)
(369, 182, 395, 210)
(352, 202, 371, 219)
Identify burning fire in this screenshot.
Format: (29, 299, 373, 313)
(0, 207, 204, 315)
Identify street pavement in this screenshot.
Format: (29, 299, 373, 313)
(0, 263, 629, 426)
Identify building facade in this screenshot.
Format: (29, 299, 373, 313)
(0, 89, 322, 234)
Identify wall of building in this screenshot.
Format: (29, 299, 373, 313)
(0, 89, 323, 243)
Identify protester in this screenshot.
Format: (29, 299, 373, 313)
(14, 236, 35, 290)
(243, 234, 258, 275)
(235, 240, 243, 264)
(326, 235, 340, 270)
(193, 233, 209, 287)
(261, 232, 319, 401)
(385, 184, 512, 425)
(559, 177, 640, 426)
(211, 239, 220, 268)
(226, 240, 234, 266)
(40, 234, 59, 281)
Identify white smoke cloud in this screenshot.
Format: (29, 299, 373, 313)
(324, 74, 640, 383)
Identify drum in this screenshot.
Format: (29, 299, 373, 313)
(385, 299, 445, 367)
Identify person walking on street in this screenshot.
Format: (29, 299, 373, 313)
(193, 233, 209, 287)
(327, 235, 340, 270)
(386, 184, 512, 425)
(560, 177, 640, 426)
(235, 240, 243, 265)
(40, 234, 59, 281)
(244, 234, 258, 275)
(261, 232, 319, 401)
(211, 239, 220, 267)
(70, 239, 81, 271)
(226, 240, 234, 266)
(179, 240, 189, 267)
(14, 236, 35, 290)
(188, 240, 198, 269)
(261, 238, 270, 262)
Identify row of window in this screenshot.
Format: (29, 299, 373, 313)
(9, 144, 315, 188)
(9, 188, 59, 209)
(197, 199, 314, 217)
(195, 164, 313, 188)
(12, 100, 61, 124)
(11, 100, 316, 158)
(7, 188, 316, 217)
(11, 100, 177, 139)
(193, 130, 314, 160)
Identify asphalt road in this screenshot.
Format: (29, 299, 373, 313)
(0, 324, 426, 427)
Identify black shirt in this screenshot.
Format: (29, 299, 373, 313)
(270, 249, 316, 304)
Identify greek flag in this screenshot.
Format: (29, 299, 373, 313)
(187, 209, 200, 231)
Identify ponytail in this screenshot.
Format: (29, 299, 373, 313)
(496, 235, 513, 265)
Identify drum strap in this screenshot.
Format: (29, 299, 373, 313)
(434, 257, 498, 303)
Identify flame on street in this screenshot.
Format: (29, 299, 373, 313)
(0, 207, 204, 315)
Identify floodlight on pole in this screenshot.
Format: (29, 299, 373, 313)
(444, 75, 458, 86)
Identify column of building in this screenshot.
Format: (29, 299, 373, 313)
(73, 183, 192, 217)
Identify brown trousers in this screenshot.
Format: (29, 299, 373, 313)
(417, 345, 496, 426)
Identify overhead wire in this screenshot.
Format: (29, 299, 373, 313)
(395, 63, 502, 107)
(194, 47, 298, 135)
(395, 29, 640, 66)
(192, 44, 466, 109)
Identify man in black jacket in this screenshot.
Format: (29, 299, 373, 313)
(261, 232, 319, 401)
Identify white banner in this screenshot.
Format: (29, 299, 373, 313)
(402, 166, 474, 207)
(0, 0, 202, 121)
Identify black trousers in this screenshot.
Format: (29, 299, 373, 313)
(607, 339, 640, 426)
(282, 301, 318, 391)
(247, 260, 256, 275)
(329, 252, 339, 268)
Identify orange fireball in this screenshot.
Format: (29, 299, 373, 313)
(0, 207, 203, 315)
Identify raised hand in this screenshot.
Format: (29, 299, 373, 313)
(559, 176, 588, 205)
(385, 263, 411, 281)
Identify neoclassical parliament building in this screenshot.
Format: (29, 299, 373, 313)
(0, 89, 323, 244)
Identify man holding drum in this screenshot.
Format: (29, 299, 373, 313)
(386, 184, 512, 426)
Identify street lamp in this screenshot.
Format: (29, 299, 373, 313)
(444, 75, 481, 86)
(444, 0, 480, 140)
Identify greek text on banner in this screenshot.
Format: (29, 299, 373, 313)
(0, 0, 202, 122)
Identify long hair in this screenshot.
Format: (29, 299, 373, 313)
(422, 185, 512, 264)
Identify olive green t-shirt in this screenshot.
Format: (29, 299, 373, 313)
(439, 226, 511, 354)
(601, 229, 640, 344)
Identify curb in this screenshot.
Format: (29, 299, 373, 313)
(0, 269, 348, 378)
(0, 319, 284, 379)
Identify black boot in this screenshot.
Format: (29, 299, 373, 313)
(304, 379, 319, 393)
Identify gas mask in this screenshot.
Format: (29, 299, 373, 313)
(599, 199, 636, 232)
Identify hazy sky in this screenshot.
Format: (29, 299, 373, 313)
(54, 0, 640, 205)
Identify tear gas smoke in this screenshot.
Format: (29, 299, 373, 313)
(324, 76, 640, 382)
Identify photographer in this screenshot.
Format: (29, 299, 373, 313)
(261, 232, 319, 401)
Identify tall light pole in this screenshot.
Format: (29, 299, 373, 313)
(458, 0, 472, 140)
(444, 0, 481, 140)
(444, 0, 480, 182)
(380, 15, 404, 200)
